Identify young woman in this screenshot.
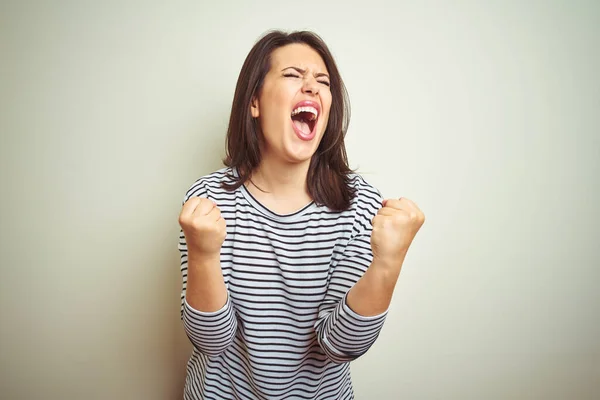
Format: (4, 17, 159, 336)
(178, 30, 424, 400)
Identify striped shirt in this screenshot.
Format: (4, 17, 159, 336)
(178, 167, 388, 400)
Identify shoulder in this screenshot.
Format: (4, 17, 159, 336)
(182, 167, 236, 203)
(347, 173, 383, 211)
(344, 173, 383, 234)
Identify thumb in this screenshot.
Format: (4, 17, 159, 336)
(194, 197, 216, 216)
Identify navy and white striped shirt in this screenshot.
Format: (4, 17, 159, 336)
(179, 167, 388, 399)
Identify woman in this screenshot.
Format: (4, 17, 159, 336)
(178, 30, 424, 400)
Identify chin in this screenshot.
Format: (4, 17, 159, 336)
(285, 134, 323, 163)
(284, 150, 315, 165)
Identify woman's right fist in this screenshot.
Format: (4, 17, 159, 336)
(178, 197, 227, 257)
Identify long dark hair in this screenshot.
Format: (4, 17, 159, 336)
(222, 30, 356, 212)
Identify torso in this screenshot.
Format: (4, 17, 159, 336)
(179, 167, 384, 400)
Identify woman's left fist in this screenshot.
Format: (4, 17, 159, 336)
(371, 198, 425, 270)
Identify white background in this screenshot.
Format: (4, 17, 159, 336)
(1, 0, 598, 399)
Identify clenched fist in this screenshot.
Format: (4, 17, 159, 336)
(371, 198, 425, 270)
(178, 197, 227, 258)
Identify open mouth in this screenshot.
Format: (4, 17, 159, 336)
(290, 101, 320, 140)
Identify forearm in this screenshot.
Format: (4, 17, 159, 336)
(182, 252, 237, 355)
(315, 257, 397, 363)
(315, 285, 389, 363)
(185, 252, 228, 312)
(346, 255, 405, 317)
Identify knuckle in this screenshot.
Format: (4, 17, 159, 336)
(179, 214, 192, 226)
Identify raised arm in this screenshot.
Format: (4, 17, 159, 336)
(347, 197, 425, 315)
(178, 191, 237, 356)
(314, 195, 424, 364)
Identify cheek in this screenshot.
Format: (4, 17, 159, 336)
(321, 115, 331, 136)
(320, 97, 333, 127)
(265, 91, 293, 122)
(259, 100, 286, 132)
(322, 92, 332, 113)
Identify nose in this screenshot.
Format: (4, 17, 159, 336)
(301, 77, 319, 96)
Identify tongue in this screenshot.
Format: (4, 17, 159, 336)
(293, 119, 311, 135)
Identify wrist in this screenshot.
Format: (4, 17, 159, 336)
(188, 250, 220, 267)
(372, 251, 406, 272)
(369, 260, 401, 288)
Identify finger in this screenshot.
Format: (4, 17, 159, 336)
(193, 198, 216, 216)
(377, 207, 398, 217)
(205, 206, 222, 222)
(180, 197, 202, 218)
(384, 198, 418, 212)
(399, 197, 420, 212)
(217, 216, 227, 230)
(382, 198, 405, 211)
(401, 199, 424, 222)
(372, 214, 382, 228)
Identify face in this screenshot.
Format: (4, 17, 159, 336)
(251, 43, 332, 165)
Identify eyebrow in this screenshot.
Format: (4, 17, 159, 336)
(282, 66, 330, 80)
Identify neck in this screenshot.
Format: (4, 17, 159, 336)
(249, 156, 311, 199)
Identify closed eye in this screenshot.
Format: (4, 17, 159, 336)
(284, 71, 330, 86)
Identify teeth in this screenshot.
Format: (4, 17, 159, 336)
(291, 106, 318, 121)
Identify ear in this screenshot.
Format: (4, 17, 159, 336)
(250, 96, 260, 118)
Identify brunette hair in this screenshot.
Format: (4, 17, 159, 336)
(222, 30, 356, 211)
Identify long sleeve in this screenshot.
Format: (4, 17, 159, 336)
(314, 189, 388, 363)
(178, 180, 238, 356)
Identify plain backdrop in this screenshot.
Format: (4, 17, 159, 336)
(1, 1, 598, 399)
